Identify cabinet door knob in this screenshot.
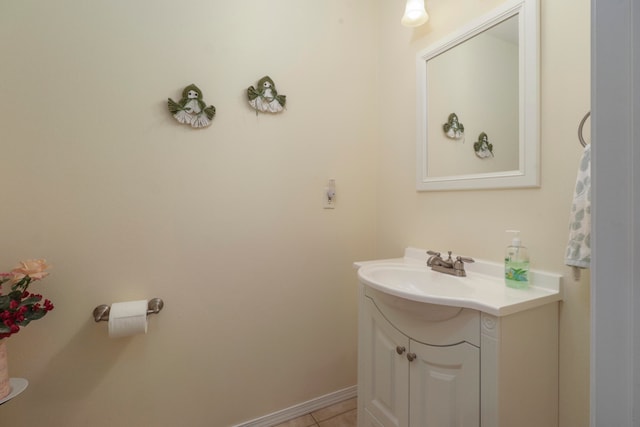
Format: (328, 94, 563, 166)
(396, 346, 406, 355)
(407, 352, 417, 362)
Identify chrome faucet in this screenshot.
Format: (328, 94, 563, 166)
(426, 250, 475, 277)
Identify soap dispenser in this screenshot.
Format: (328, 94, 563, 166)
(505, 230, 530, 289)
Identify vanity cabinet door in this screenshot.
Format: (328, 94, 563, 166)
(361, 297, 409, 427)
(409, 340, 480, 427)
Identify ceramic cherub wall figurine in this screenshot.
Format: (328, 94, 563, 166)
(168, 84, 216, 128)
(247, 76, 286, 114)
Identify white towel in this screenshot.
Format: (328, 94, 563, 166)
(565, 144, 591, 269)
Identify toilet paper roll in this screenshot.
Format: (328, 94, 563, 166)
(108, 300, 148, 338)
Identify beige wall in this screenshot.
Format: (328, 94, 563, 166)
(0, 0, 590, 426)
(0, 1, 378, 426)
(375, 0, 590, 426)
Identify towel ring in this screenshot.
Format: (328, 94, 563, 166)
(578, 111, 590, 147)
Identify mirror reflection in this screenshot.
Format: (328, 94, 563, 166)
(426, 16, 519, 177)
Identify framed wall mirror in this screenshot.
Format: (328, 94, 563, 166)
(416, 0, 539, 191)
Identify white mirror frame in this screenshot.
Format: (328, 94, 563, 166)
(416, 0, 539, 191)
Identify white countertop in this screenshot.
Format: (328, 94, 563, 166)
(354, 247, 563, 317)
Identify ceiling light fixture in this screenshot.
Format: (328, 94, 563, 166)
(401, 0, 429, 27)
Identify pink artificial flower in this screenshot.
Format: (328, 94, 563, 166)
(10, 259, 50, 283)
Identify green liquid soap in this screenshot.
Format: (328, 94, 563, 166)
(505, 259, 530, 289)
(504, 230, 530, 289)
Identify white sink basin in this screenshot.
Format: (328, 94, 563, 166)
(359, 263, 484, 301)
(355, 247, 563, 316)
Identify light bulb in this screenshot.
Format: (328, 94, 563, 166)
(401, 0, 429, 27)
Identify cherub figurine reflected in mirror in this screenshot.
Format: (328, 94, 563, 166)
(442, 113, 465, 140)
(474, 132, 494, 158)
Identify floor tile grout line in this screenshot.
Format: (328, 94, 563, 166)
(311, 407, 357, 426)
(271, 397, 357, 427)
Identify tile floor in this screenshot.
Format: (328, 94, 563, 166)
(272, 397, 357, 427)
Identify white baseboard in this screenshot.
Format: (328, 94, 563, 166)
(232, 385, 358, 427)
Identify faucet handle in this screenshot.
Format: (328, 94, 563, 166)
(426, 250, 442, 266)
(452, 255, 475, 277)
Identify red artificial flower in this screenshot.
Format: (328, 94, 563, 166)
(0, 259, 55, 339)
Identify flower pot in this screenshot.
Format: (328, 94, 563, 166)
(0, 340, 9, 399)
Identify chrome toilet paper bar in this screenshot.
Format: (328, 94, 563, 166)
(92, 298, 164, 322)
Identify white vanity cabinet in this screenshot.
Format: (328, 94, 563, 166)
(360, 287, 480, 427)
(358, 285, 559, 427)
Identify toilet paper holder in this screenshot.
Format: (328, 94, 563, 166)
(93, 298, 164, 322)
